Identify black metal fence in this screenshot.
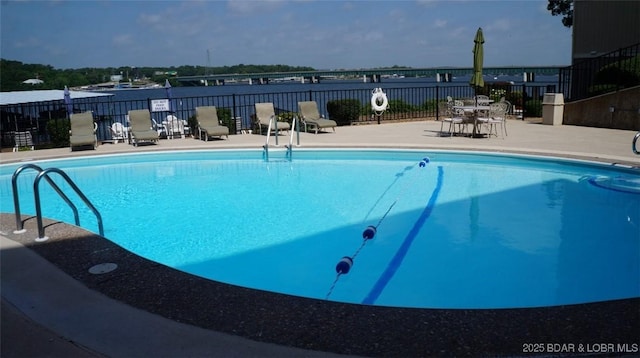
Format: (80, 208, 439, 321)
(2, 82, 555, 149)
(559, 42, 639, 102)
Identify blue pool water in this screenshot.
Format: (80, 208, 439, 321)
(1, 149, 639, 309)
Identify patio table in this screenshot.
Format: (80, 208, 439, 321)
(453, 105, 491, 137)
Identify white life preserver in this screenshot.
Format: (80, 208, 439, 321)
(371, 88, 388, 113)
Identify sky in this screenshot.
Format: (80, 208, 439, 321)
(0, 0, 573, 70)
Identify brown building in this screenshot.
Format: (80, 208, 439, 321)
(562, 1, 640, 129)
(572, 0, 640, 63)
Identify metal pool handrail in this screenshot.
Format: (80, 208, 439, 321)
(33, 168, 104, 241)
(12, 164, 80, 234)
(285, 116, 299, 160)
(633, 131, 640, 155)
(263, 115, 274, 161)
(11, 164, 104, 241)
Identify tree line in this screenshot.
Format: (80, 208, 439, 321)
(0, 59, 316, 92)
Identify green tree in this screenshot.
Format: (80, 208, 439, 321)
(547, 0, 573, 28)
(0, 59, 317, 91)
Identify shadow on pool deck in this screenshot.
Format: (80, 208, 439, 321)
(1, 209, 639, 357)
(1, 120, 639, 357)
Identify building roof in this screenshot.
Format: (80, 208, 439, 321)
(22, 79, 44, 85)
(0, 90, 113, 106)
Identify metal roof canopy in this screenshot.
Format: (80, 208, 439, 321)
(0, 90, 113, 106)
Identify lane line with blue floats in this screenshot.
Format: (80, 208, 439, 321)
(325, 157, 442, 301)
(585, 175, 640, 195)
(362, 165, 444, 305)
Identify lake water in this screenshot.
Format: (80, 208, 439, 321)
(107, 74, 559, 102)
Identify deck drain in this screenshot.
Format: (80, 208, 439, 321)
(88, 263, 118, 274)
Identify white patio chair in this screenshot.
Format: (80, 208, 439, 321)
(475, 95, 491, 105)
(111, 122, 126, 143)
(439, 100, 467, 137)
(487, 101, 509, 138)
(151, 118, 167, 138)
(165, 114, 185, 139)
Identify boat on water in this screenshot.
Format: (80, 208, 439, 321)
(78, 81, 162, 91)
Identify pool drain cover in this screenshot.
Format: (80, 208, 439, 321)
(89, 263, 118, 274)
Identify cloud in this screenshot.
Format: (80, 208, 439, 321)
(112, 34, 134, 47)
(416, 0, 438, 7)
(449, 26, 468, 39)
(44, 43, 67, 57)
(226, 0, 284, 15)
(13, 36, 40, 48)
(433, 19, 447, 28)
(138, 12, 163, 26)
(485, 19, 510, 32)
(342, 2, 355, 11)
(389, 9, 406, 23)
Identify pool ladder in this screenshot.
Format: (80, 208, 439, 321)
(11, 164, 104, 242)
(633, 131, 640, 155)
(263, 115, 300, 161)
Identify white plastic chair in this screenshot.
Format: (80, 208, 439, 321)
(165, 115, 185, 139)
(111, 122, 126, 143)
(151, 118, 167, 138)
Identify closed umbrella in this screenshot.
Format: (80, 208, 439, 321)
(469, 28, 485, 137)
(165, 79, 179, 137)
(63, 86, 73, 117)
(469, 27, 485, 98)
(164, 79, 173, 113)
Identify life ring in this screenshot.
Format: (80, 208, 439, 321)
(371, 88, 388, 113)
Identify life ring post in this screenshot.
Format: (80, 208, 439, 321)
(371, 87, 389, 125)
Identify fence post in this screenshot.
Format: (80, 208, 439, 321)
(616, 47, 623, 92)
(232, 94, 238, 131)
(435, 86, 440, 121)
(521, 84, 526, 121)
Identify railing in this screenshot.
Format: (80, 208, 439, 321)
(633, 132, 640, 155)
(262, 115, 274, 161)
(12, 164, 80, 234)
(1, 83, 556, 149)
(12, 164, 104, 241)
(285, 116, 299, 160)
(559, 42, 639, 102)
(263, 115, 300, 161)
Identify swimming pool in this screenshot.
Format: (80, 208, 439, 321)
(2, 149, 639, 309)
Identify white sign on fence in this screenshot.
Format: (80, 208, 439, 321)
(151, 99, 170, 112)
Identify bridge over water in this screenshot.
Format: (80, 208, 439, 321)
(176, 66, 563, 86)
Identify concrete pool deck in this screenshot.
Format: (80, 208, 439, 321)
(2, 118, 640, 166)
(1, 118, 639, 357)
